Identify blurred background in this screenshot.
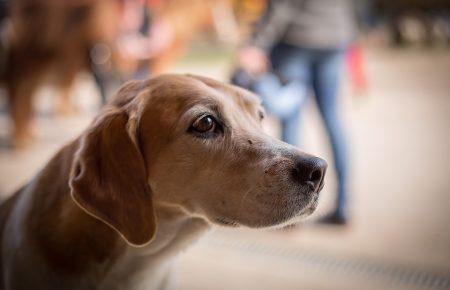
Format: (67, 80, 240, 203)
(0, 0, 449, 289)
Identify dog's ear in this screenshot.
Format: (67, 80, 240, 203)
(69, 109, 156, 247)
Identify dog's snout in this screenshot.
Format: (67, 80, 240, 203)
(292, 156, 327, 191)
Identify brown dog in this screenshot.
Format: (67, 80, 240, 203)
(0, 74, 326, 290)
(2, 0, 122, 146)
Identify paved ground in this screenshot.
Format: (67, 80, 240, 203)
(0, 46, 449, 289)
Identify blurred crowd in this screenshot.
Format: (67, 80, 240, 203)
(0, 0, 264, 146)
(0, 0, 448, 144)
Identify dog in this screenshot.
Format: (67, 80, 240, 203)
(0, 74, 327, 290)
(2, 0, 123, 147)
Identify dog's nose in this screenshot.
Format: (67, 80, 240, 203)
(292, 156, 327, 191)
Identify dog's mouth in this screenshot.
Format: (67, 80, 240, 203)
(297, 193, 320, 216)
(264, 192, 320, 228)
(214, 217, 240, 227)
(212, 190, 320, 229)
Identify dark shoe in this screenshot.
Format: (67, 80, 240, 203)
(317, 211, 347, 225)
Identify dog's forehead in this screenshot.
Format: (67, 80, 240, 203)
(186, 74, 261, 109)
(142, 74, 262, 114)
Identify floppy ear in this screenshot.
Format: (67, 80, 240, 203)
(69, 110, 156, 247)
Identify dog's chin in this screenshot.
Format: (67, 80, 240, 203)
(212, 195, 319, 229)
(261, 200, 319, 230)
(213, 216, 240, 227)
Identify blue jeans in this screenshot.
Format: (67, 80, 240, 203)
(254, 43, 348, 216)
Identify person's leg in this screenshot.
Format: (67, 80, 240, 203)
(312, 49, 348, 221)
(281, 109, 301, 146)
(252, 72, 283, 103)
(254, 76, 306, 115)
(254, 72, 308, 147)
(268, 45, 312, 146)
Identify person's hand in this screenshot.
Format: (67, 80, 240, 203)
(238, 46, 269, 76)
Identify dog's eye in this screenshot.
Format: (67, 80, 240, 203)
(192, 115, 216, 133)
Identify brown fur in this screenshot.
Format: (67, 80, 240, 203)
(2, 0, 123, 146)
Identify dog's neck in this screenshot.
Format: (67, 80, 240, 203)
(140, 202, 210, 256)
(98, 203, 210, 290)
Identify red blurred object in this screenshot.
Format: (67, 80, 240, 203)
(346, 43, 368, 94)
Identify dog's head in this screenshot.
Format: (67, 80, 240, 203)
(70, 74, 327, 247)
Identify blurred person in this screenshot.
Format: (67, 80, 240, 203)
(236, 0, 359, 224)
(114, 0, 174, 80)
(140, 0, 238, 75)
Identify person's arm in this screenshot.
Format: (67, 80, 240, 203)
(248, 0, 291, 52)
(238, 0, 293, 76)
